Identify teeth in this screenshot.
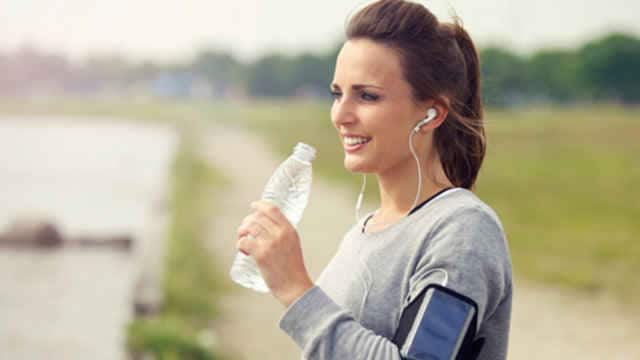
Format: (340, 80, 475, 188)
(344, 136, 371, 145)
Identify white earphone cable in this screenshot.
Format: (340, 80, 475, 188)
(355, 174, 367, 222)
(354, 110, 434, 225)
(407, 129, 422, 217)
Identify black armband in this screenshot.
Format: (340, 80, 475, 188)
(392, 284, 485, 360)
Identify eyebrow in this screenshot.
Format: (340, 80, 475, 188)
(330, 83, 384, 91)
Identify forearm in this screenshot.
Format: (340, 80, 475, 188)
(279, 286, 404, 360)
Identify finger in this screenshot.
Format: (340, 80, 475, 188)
(251, 200, 288, 225)
(247, 221, 270, 240)
(236, 223, 250, 239)
(237, 234, 257, 256)
(236, 213, 274, 242)
(237, 223, 262, 245)
(253, 212, 279, 235)
(236, 213, 258, 238)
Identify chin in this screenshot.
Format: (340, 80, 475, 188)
(344, 157, 376, 174)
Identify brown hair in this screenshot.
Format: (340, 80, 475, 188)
(346, 0, 485, 190)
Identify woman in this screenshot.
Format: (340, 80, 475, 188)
(236, 0, 513, 359)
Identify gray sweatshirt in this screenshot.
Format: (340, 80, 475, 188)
(278, 187, 513, 359)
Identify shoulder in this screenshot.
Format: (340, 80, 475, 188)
(409, 187, 512, 289)
(429, 188, 503, 224)
(412, 188, 507, 245)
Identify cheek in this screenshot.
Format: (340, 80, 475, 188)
(369, 109, 414, 159)
(366, 108, 405, 143)
(330, 102, 338, 127)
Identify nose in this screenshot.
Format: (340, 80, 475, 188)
(331, 97, 356, 130)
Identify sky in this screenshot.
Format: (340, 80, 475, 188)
(1, 0, 639, 63)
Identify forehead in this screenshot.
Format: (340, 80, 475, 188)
(333, 39, 405, 89)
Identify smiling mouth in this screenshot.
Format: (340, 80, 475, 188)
(343, 137, 372, 152)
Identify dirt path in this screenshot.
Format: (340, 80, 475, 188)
(202, 125, 640, 359)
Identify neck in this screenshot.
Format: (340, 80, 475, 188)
(374, 150, 453, 221)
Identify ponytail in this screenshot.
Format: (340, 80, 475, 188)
(432, 20, 486, 190)
(453, 23, 483, 120)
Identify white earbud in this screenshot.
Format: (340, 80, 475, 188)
(412, 107, 438, 133)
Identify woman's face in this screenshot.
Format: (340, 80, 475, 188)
(330, 38, 429, 175)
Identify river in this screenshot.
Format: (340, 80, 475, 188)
(0, 116, 177, 359)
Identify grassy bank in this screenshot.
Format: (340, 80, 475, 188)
(127, 128, 229, 359)
(2, 97, 638, 304)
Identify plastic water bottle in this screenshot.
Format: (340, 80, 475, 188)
(230, 142, 316, 293)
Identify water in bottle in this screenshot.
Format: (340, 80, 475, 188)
(229, 142, 316, 293)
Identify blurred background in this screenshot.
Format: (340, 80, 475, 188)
(0, 0, 638, 359)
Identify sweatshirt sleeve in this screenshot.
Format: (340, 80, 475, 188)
(278, 205, 511, 359)
(279, 285, 405, 359)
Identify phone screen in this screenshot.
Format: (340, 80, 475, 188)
(403, 288, 475, 360)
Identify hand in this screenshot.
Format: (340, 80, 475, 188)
(236, 200, 314, 307)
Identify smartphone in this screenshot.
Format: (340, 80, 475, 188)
(394, 284, 477, 360)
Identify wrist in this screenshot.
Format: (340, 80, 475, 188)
(279, 279, 314, 308)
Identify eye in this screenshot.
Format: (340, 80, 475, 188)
(360, 91, 379, 102)
(330, 90, 342, 100)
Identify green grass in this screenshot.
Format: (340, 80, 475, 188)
(2, 97, 638, 304)
(480, 106, 640, 298)
(127, 317, 217, 360)
(126, 128, 230, 359)
(126, 128, 229, 359)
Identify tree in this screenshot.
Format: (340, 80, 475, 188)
(479, 47, 529, 106)
(248, 54, 294, 97)
(191, 49, 244, 95)
(578, 33, 640, 103)
(527, 49, 581, 103)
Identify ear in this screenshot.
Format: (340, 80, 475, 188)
(432, 102, 449, 127)
(418, 99, 449, 132)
